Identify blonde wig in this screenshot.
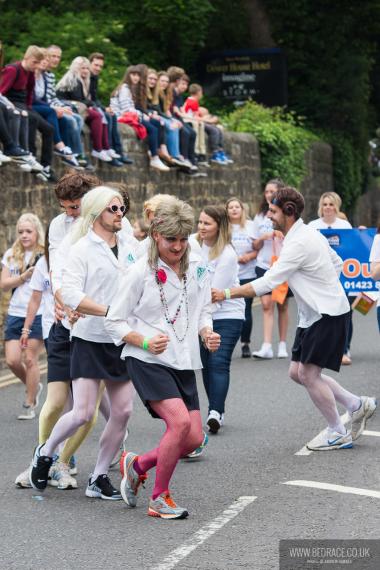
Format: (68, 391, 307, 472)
(226, 197, 247, 228)
(56, 56, 91, 96)
(148, 198, 194, 276)
(317, 192, 342, 218)
(196, 205, 231, 260)
(8, 213, 45, 271)
(143, 193, 176, 224)
(71, 185, 124, 243)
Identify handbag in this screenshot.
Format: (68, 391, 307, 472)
(270, 239, 288, 304)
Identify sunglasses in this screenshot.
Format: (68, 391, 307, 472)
(107, 205, 127, 215)
(60, 204, 80, 210)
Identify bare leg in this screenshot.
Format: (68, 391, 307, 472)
(23, 339, 44, 406)
(261, 294, 274, 344)
(277, 299, 289, 342)
(5, 340, 26, 384)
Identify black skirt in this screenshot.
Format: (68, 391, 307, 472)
(70, 336, 128, 382)
(47, 322, 71, 383)
(291, 312, 350, 372)
(125, 357, 200, 419)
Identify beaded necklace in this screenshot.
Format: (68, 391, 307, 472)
(155, 268, 189, 343)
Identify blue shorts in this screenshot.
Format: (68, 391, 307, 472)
(4, 314, 43, 341)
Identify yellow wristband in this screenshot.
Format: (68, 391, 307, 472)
(224, 288, 231, 300)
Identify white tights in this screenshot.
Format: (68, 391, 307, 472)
(42, 378, 135, 476)
(289, 361, 361, 433)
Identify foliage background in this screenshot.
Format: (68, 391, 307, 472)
(1, 0, 380, 209)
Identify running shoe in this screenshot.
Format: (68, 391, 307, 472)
(15, 466, 32, 488)
(48, 462, 78, 490)
(241, 344, 251, 358)
(306, 429, 353, 451)
(120, 451, 147, 507)
(349, 396, 377, 440)
(277, 342, 288, 359)
(17, 405, 35, 420)
(148, 491, 188, 519)
(252, 344, 273, 359)
(29, 444, 53, 491)
(206, 410, 223, 434)
(85, 474, 121, 500)
(185, 432, 209, 459)
(69, 455, 78, 476)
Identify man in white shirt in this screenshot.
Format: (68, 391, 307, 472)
(212, 186, 377, 451)
(30, 185, 136, 499)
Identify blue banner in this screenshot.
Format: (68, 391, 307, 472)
(320, 228, 377, 294)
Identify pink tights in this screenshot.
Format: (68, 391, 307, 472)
(136, 399, 203, 499)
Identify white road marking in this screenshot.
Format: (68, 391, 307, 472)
(363, 430, 380, 437)
(283, 480, 380, 499)
(151, 496, 257, 570)
(295, 412, 351, 456)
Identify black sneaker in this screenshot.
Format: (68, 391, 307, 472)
(109, 158, 123, 167)
(85, 474, 122, 500)
(120, 155, 134, 165)
(36, 166, 57, 183)
(29, 444, 53, 491)
(241, 344, 251, 358)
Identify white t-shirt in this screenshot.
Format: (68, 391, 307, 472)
(369, 234, 380, 306)
(199, 243, 245, 321)
(231, 221, 256, 280)
(308, 218, 352, 230)
(1, 249, 43, 318)
(29, 256, 54, 339)
(251, 213, 283, 270)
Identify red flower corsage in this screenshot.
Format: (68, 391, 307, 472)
(156, 268, 167, 284)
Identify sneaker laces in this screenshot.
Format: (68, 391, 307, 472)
(162, 492, 177, 508)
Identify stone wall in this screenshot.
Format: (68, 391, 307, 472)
(0, 128, 333, 370)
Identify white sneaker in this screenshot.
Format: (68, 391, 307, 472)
(306, 428, 353, 451)
(150, 156, 170, 171)
(349, 396, 377, 440)
(107, 148, 121, 159)
(48, 462, 78, 489)
(91, 149, 112, 162)
(206, 410, 223, 434)
(252, 344, 273, 359)
(19, 163, 33, 172)
(17, 405, 36, 420)
(277, 342, 288, 358)
(25, 156, 44, 172)
(15, 466, 32, 488)
(0, 151, 12, 163)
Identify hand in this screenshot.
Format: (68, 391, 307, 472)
(273, 230, 284, 240)
(63, 106, 73, 115)
(67, 309, 85, 325)
(211, 288, 226, 303)
(239, 254, 251, 264)
(202, 330, 221, 352)
(55, 108, 65, 118)
(54, 300, 65, 322)
(105, 106, 114, 115)
(20, 333, 29, 350)
(147, 334, 169, 354)
(21, 266, 35, 282)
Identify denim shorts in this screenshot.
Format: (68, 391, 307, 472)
(4, 314, 43, 341)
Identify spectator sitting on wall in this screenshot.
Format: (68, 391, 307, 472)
(89, 52, 133, 166)
(185, 83, 232, 165)
(167, 68, 198, 173)
(45, 45, 93, 171)
(110, 65, 170, 172)
(56, 56, 114, 164)
(0, 45, 56, 182)
(32, 51, 80, 169)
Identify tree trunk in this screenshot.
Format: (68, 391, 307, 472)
(242, 0, 276, 48)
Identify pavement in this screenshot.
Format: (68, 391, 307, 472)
(1, 299, 379, 570)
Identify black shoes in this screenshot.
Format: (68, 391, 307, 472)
(85, 474, 122, 500)
(241, 344, 251, 358)
(29, 444, 53, 491)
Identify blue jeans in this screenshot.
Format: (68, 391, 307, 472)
(32, 102, 62, 144)
(59, 113, 84, 155)
(161, 116, 180, 157)
(200, 318, 243, 414)
(240, 277, 254, 343)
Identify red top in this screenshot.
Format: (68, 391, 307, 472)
(0, 61, 35, 107)
(184, 96, 200, 115)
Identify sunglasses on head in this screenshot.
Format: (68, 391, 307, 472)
(60, 204, 80, 210)
(107, 205, 127, 215)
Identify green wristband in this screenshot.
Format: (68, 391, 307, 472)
(224, 288, 231, 300)
(142, 338, 149, 351)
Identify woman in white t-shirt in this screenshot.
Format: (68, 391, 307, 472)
(370, 229, 380, 332)
(0, 213, 45, 420)
(308, 191, 353, 365)
(251, 179, 290, 359)
(194, 205, 245, 434)
(226, 197, 258, 359)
